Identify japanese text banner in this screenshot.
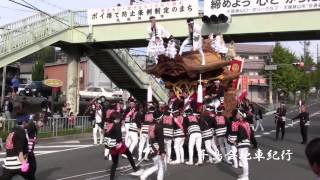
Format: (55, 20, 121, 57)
(204, 0, 320, 15)
(88, 0, 199, 25)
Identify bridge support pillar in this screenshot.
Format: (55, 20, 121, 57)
(65, 49, 80, 115)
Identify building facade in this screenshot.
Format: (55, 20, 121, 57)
(235, 44, 273, 104)
(44, 57, 113, 95)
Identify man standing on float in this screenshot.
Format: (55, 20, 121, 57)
(179, 18, 205, 65)
(147, 16, 172, 62)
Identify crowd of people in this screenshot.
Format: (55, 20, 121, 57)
(83, 82, 262, 180)
(0, 88, 315, 180)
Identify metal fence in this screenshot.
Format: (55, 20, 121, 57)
(0, 116, 92, 137)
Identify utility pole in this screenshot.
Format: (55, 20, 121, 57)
(317, 44, 319, 64)
(302, 41, 310, 61)
(268, 58, 274, 106)
(1, 66, 7, 107)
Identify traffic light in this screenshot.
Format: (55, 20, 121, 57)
(292, 62, 305, 68)
(201, 15, 210, 24)
(210, 14, 219, 24)
(202, 13, 231, 24)
(218, 14, 229, 23)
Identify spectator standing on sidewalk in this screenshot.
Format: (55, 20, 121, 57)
(2, 96, 13, 120)
(255, 108, 264, 132)
(68, 112, 76, 128)
(62, 102, 71, 118)
(11, 75, 20, 97)
(41, 98, 51, 117)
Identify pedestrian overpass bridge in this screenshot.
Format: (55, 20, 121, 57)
(0, 9, 319, 113)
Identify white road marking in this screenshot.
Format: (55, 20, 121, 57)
(56, 162, 154, 180)
(270, 130, 276, 133)
(85, 174, 110, 180)
(55, 170, 109, 180)
(36, 145, 92, 148)
(255, 135, 262, 138)
(58, 140, 81, 144)
(310, 111, 320, 117)
(0, 144, 95, 162)
(36, 145, 94, 156)
(263, 132, 270, 135)
(84, 163, 154, 180)
(34, 150, 60, 154)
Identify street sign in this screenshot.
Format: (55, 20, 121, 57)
(43, 79, 63, 88)
(264, 65, 277, 71)
(204, 0, 320, 16)
(88, 0, 199, 25)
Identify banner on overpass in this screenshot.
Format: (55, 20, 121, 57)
(204, 0, 320, 15)
(88, 0, 199, 25)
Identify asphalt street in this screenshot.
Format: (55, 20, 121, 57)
(2, 100, 320, 180)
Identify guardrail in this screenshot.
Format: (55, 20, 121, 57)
(0, 116, 92, 137)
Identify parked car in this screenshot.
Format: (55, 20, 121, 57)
(22, 81, 52, 97)
(79, 87, 121, 101)
(112, 87, 123, 99)
(17, 84, 29, 96)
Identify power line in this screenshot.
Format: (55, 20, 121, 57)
(8, 0, 37, 11)
(33, 0, 66, 11)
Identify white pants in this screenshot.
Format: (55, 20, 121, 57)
(204, 139, 220, 161)
(104, 148, 111, 160)
(238, 147, 249, 179)
(173, 137, 185, 163)
(164, 138, 172, 162)
(124, 123, 131, 146)
(211, 136, 220, 153)
(138, 133, 150, 160)
(127, 131, 139, 153)
(217, 136, 228, 158)
(188, 133, 202, 164)
(179, 37, 205, 65)
(227, 144, 238, 168)
(93, 124, 103, 144)
(255, 119, 264, 131)
(3, 111, 11, 119)
(140, 155, 165, 180)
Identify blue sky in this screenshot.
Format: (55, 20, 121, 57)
(0, 0, 319, 61)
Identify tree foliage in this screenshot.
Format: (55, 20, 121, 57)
(271, 43, 315, 101)
(32, 57, 45, 81)
(31, 47, 55, 81)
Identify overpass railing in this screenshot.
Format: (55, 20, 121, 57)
(0, 116, 92, 138)
(113, 49, 168, 102)
(0, 10, 83, 59)
(0, 10, 168, 101)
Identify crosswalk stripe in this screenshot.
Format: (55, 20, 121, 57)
(36, 145, 92, 148)
(0, 144, 95, 162)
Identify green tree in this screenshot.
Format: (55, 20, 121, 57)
(31, 46, 56, 81)
(271, 43, 301, 102)
(32, 58, 45, 81)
